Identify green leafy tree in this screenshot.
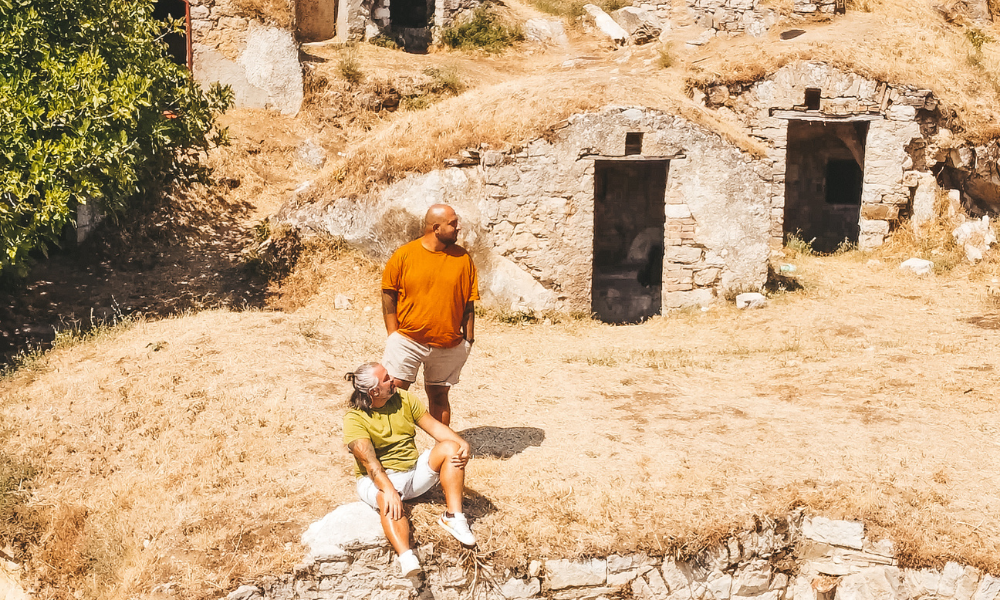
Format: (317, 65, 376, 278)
(0, 0, 232, 273)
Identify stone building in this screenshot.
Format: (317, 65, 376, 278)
(698, 61, 946, 252)
(279, 61, 983, 322)
(281, 107, 774, 322)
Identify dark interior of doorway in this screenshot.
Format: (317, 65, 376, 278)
(154, 0, 189, 67)
(592, 160, 668, 324)
(783, 120, 868, 253)
(391, 0, 432, 28)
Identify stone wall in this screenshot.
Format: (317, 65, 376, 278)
(685, 0, 778, 37)
(793, 0, 840, 14)
(278, 107, 772, 313)
(700, 61, 941, 250)
(189, 0, 304, 115)
(223, 504, 1000, 600)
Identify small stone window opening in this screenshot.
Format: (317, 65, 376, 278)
(805, 88, 822, 111)
(825, 159, 863, 205)
(625, 132, 643, 156)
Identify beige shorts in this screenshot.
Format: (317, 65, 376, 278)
(382, 331, 472, 386)
(356, 450, 438, 509)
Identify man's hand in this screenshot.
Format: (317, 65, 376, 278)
(450, 439, 471, 469)
(381, 487, 404, 521)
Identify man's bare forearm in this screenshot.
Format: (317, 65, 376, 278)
(462, 301, 475, 342)
(382, 290, 399, 335)
(348, 439, 392, 490)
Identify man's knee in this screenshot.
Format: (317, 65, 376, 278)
(434, 439, 461, 458)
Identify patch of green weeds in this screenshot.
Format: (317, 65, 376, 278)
(369, 35, 400, 50)
(657, 44, 674, 69)
(440, 7, 524, 53)
(338, 48, 364, 84)
(784, 230, 815, 257)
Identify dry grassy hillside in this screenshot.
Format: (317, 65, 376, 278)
(2, 239, 1000, 599)
(3, 1, 1000, 598)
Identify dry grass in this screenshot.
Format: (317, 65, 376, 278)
(4, 243, 1000, 598)
(230, 0, 294, 27)
(685, 1, 1000, 142)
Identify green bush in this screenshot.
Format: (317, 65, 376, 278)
(440, 7, 524, 53)
(0, 0, 232, 274)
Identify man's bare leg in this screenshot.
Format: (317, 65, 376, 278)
(376, 491, 411, 555)
(394, 379, 412, 390)
(425, 384, 451, 426)
(428, 440, 465, 514)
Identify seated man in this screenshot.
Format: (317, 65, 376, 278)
(344, 361, 476, 577)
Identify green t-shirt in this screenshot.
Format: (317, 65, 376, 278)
(343, 389, 427, 478)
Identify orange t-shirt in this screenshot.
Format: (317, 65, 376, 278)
(382, 239, 480, 348)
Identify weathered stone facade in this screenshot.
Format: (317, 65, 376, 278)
(279, 107, 772, 315)
(793, 0, 841, 14)
(223, 506, 1000, 600)
(189, 0, 304, 115)
(700, 61, 943, 250)
(685, 0, 778, 37)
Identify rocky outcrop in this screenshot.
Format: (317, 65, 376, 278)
(222, 508, 1000, 600)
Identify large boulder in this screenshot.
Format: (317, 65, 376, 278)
(612, 7, 663, 45)
(583, 4, 628, 45)
(301, 502, 386, 561)
(523, 18, 569, 46)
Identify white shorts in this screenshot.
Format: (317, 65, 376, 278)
(356, 449, 439, 510)
(382, 331, 472, 386)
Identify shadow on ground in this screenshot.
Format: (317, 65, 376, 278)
(0, 184, 268, 364)
(457, 426, 545, 459)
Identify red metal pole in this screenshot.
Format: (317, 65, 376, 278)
(185, 0, 193, 71)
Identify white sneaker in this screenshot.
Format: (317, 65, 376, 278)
(398, 550, 421, 577)
(438, 512, 476, 546)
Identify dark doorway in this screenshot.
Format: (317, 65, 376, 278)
(592, 160, 669, 324)
(784, 120, 868, 252)
(297, 0, 338, 42)
(154, 0, 189, 67)
(391, 0, 432, 28)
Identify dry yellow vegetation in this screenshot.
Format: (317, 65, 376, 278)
(2, 237, 1000, 599)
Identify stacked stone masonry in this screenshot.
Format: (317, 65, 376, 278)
(279, 107, 772, 313)
(793, 0, 841, 14)
(225, 508, 1000, 600)
(701, 62, 944, 250)
(686, 0, 778, 36)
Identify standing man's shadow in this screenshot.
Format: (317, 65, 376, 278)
(456, 426, 545, 459)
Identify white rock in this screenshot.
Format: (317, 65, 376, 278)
(301, 502, 386, 560)
(662, 559, 691, 593)
(975, 576, 1000, 600)
(237, 26, 304, 116)
(735, 292, 766, 309)
(899, 258, 934, 275)
(501, 577, 541, 598)
(707, 573, 733, 599)
(612, 6, 663, 44)
(545, 558, 607, 590)
(227, 585, 263, 600)
(837, 567, 902, 600)
(335, 294, 353, 309)
(802, 516, 864, 549)
(953, 216, 996, 263)
(733, 560, 771, 595)
(583, 4, 628, 44)
(523, 18, 569, 46)
(791, 575, 816, 600)
(297, 138, 327, 169)
(529, 560, 542, 577)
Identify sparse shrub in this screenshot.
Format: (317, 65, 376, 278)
(440, 7, 524, 53)
(846, 0, 875, 12)
(242, 219, 303, 280)
(370, 35, 400, 50)
(834, 238, 857, 255)
(784, 230, 815, 257)
(303, 65, 331, 105)
(657, 44, 674, 69)
(965, 27, 995, 67)
(425, 66, 466, 95)
(338, 49, 364, 85)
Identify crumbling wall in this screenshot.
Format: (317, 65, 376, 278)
(702, 61, 941, 249)
(223, 506, 1000, 600)
(189, 0, 303, 115)
(685, 0, 779, 37)
(278, 107, 772, 313)
(793, 0, 840, 14)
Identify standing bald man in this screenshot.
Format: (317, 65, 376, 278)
(381, 204, 479, 426)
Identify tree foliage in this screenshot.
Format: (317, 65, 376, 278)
(0, 0, 232, 273)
